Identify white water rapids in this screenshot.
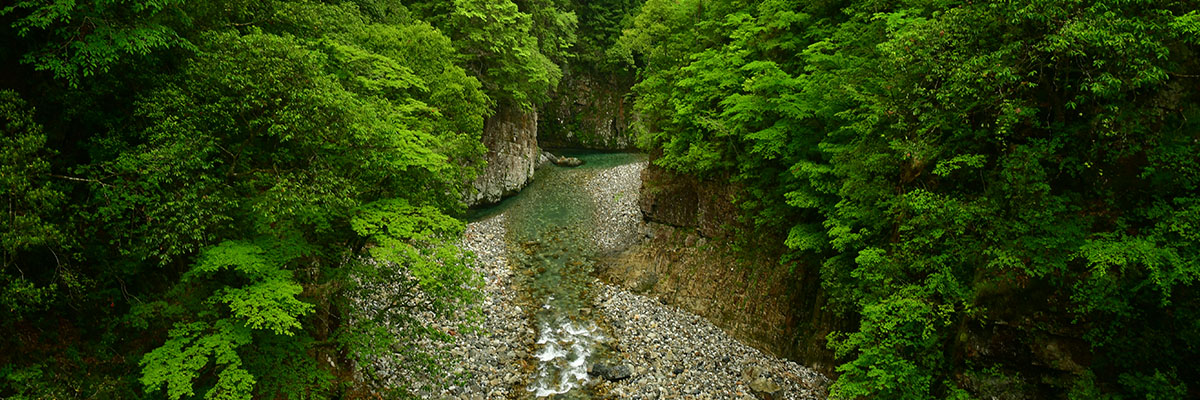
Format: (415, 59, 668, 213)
(527, 314, 604, 397)
(469, 153, 647, 398)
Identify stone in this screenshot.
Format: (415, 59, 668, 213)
(591, 362, 633, 382)
(538, 150, 556, 167)
(552, 156, 585, 167)
(749, 377, 783, 400)
(632, 272, 658, 293)
(742, 366, 763, 382)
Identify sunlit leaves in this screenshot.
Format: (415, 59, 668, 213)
(444, 0, 564, 109)
(187, 241, 313, 336)
(350, 198, 477, 308)
(140, 319, 255, 400)
(829, 293, 949, 400)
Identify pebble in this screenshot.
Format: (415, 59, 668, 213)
(583, 161, 646, 253)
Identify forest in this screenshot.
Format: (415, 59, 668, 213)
(2, 0, 1199, 399)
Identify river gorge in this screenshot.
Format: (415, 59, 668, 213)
(406, 152, 829, 399)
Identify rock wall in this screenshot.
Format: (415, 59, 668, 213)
(598, 157, 846, 375)
(538, 66, 636, 150)
(467, 105, 540, 206)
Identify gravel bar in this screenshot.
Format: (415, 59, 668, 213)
(592, 284, 828, 399)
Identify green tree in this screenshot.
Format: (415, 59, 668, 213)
(1, 0, 190, 86)
(2, 0, 496, 397)
(621, 0, 1200, 398)
(0, 90, 66, 322)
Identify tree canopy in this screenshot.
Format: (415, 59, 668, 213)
(5, 0, 1198, 398)
(621, 0, 1200, 398)
(0, 0, 579, 397)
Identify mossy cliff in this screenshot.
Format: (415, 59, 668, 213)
(538, 66, 637, 151)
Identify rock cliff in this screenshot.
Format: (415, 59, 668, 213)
(466, 105, 540, 206)
(598, 154, 847, 375)
(539, 67, 636, 150)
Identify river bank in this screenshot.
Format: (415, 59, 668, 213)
(419, 153, 826, 399)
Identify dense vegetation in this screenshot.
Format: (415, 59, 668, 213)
(620, 0, 1200, 398)
(0, 0, 598, 398)
(5, 0, 1199, 398)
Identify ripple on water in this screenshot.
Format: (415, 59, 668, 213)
(529, 316, 604, 397)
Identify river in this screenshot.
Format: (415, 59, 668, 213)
(469, 151, 646, 398)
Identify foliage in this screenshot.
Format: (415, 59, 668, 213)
(0, 90, 65, 318)
(1, 0, 191, 86)
(622, 0, 1200, 398)
(571, 0, 640, 69)
(405, 0, 573, 110)
(0, 0, 553, 396)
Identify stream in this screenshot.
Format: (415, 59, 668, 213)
(469, 152, 647, 398)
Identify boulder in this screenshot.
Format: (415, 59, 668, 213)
(552, 156, 585, 167)
(538, 150, 556, 167)
(590, 362, 632, 382)
(749, 377, 783, 400)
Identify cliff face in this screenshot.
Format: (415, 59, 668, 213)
(538, 67, 636, 150)
(598, 156, 846, 375)
(466, 67, 638, 206)
(466, 105, 540, 207)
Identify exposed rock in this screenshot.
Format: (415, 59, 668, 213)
(750, 377, 784, 400)
(591, 362, 633, 382)
(959, 367, 1035, 400)
(599, 151, 848, 375)
(637, 157, 738, 238)
(539, 66, 637, 150)
(632, 271, 658, 293)
(1031, 336, 1087, 373)
(466, 105, 540, 206)
(552, 156, 585, 167)
(538, 150, 556, 167)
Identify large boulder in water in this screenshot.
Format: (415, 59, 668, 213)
(552, 156, 585, 167)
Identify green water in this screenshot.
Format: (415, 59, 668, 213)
(469, 151, 645, 398)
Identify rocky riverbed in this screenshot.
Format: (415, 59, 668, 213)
(591, 285, 828, 399)
(406, 154, 827, 399)
(375, 214, 533, 399)
(584, 161, 645, 254)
